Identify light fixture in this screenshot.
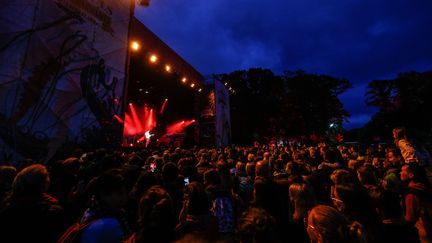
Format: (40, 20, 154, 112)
(190, 83, 195, 88)
(165, 65, 171, 72)
(130, 41, 140, 51)
(149, 54, 158, 63)
(198, 88, 202, 92)
(182, 77, 187, 83)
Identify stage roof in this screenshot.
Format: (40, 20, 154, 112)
(130, 17, 204, 86)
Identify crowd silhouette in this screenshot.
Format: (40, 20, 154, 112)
(0, 128, 431, 243)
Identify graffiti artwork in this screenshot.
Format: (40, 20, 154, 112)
(0, 0, 131, 162)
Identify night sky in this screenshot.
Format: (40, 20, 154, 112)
(136, 0, 432, 129)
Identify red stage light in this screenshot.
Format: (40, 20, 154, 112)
(130, 103, 142, 132)
(114, 115, 124, 123)
(123, 103, 157, 138)
(160, 98, 168, 114)
(166, 119, 194, 134)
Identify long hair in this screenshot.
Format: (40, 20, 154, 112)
(393, 127, 407, 142)
(136, 186, 174, 243)
(308, 205, 366, 243)
(289, 183, 316, 223)
(333, 184, 382, 242)
(237, 207, 279, 243)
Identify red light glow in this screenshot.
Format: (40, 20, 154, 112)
(166, 119, 195, 134)
(123, 103, 157, 137)
(113, 115, 124, 123)
(160, 98, 168, 114)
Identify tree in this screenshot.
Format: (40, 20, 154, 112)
(364, 71, 432, 143)
(214, 68, 284, 143)
(214, 69, 351, 144)
(281, 70, 351, 137)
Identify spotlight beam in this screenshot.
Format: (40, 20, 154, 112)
(129, 103, 142, 133)
(160, 98, 168, 114)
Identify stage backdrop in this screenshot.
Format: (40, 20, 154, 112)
(0, 0, 131, 162)
(215, 80, 231, 147)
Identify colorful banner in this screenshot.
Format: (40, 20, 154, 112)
(215, 80, 231, 147)
(0, 0, 131, 162)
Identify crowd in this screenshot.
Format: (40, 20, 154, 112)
(0, 127, 431, 243)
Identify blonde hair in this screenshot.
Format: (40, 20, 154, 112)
(247, 153, 255, 162)
(308, 205, 366, 243)
(392, 127, 406, 141)
(12, 164, 49, 197)
(289, 183, 316, 222)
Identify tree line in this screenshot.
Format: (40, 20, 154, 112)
(214, 68, 432, 145)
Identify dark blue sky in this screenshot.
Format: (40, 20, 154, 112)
(136, 0, 432, 129)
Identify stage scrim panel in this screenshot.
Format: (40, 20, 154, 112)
(215, 80, 231, 147)
(0, 0, 131, 161)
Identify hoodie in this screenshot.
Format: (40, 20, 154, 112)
(404, 181, 429, 223)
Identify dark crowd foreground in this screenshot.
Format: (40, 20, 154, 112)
(0, 129, 431, 243)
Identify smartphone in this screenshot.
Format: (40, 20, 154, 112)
(150, 162, 157, 173)
(184, 177, 190, 185)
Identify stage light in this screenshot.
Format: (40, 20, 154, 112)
(224, 82, 228, 86)
(160, 98, 168, 114)
(190, 83, 195, 88)
(129, 103, 132, 106)
(149, 54, 158, 63)
(165, 65, 171, 72)
(114, 115, 124, 123)
(139, 88, 143, 92)
(130, 41, 140, 51)
(192, 119, 195, 122)
(198, 88, 202, 92)
(182, 77, 187, 83)
(130, 102, 142, 132)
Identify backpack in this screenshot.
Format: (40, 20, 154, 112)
(57, 220, 95, 243)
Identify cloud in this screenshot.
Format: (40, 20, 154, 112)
(136, 0, 432, 128)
